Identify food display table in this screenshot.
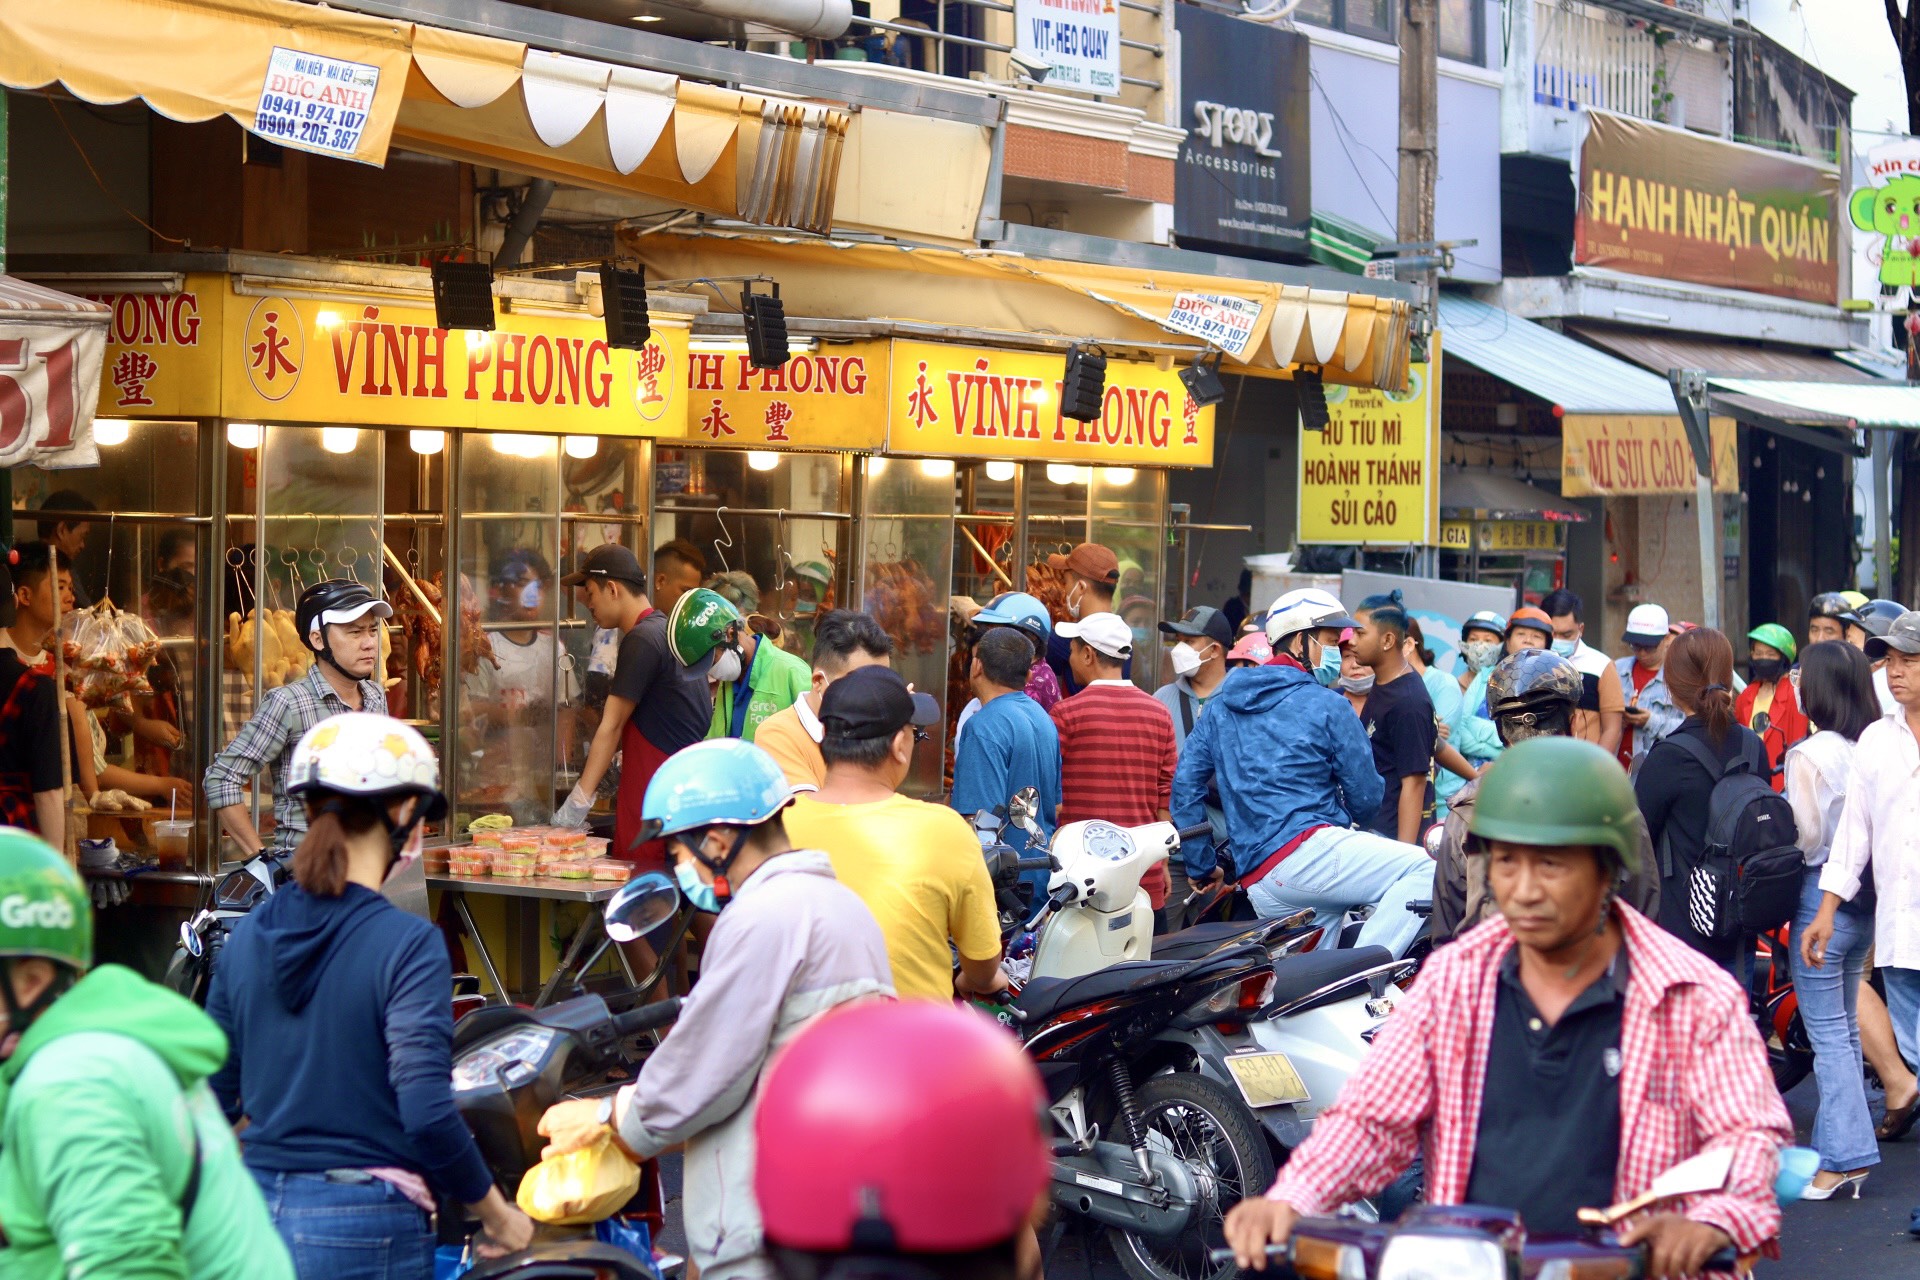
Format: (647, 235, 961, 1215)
(428, 873, 637, 1007)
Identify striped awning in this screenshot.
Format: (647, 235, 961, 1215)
(1308, 211, 1388, 275)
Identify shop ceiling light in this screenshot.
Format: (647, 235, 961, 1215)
(1102, 467, 1136, 486)
(315, 310, 343, 330)
(601, 262, 651, 351)
(1178, 350, 1226, 409)
(322, 427, 361, 455)
(1296, 369, 1331, 432)
(226, 422, 262, 450)
(93, 419, 130, 447)
(742, 283, 790, 369)
(432, 260, 496, 333)
(984, 460, 1017, 483)
(867, 456, 888, 476)
(919, 459, 954, 478)
(1060, 344, 1107, 423)
(408, 430, 446, 456)
(490, 433, 545, 458)
(746, 451, 781, 472)
(1046, 463, 1088, 486)
(563, 435, 599, 459)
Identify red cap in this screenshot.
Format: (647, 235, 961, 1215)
(754, 1001, 1050, 1253)
(1046, 542, 1120, 586)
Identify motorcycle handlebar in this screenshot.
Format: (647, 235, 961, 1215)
(1176, 822, 1214, 844)
(1014, 857, 1053, 872)
(1206, 1243, 1739, 1273)
(610, 997, 683, 1038)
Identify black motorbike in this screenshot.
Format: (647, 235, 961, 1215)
(448, 873, 685, 1279)
(163, 850, 285, 1005)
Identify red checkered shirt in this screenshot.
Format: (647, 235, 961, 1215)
(1267, 904, 1791, 1264)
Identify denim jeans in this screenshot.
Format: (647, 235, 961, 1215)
(1245, 826, 1433, 958)
(1882, 967, 1920, 1091)
(252, 1169, 435, 1280)
(1787, 868, 1880, 1173)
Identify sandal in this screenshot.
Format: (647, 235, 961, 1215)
(1879, 1093, 1920, 1142)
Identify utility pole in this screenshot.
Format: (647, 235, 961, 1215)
(1396, 0, 1438, 314)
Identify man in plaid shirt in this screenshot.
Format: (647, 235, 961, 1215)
(1228, 737, 1791, 1279)
(204, 581, 389, 860)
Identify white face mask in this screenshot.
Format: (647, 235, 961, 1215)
(1169, 642, 1205, 678)
(1066, 582, 1086, 620)
(710, 646, 744, 683)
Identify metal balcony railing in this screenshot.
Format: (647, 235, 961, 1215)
(834, 0, 1166, 93)
(1530, 0, 1724, 134)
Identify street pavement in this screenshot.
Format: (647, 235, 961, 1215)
(655, 1074, 1920, 1278)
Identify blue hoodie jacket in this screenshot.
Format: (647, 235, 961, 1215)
(206, 882, 492, 1204)
(1172, 662, 1384, 880)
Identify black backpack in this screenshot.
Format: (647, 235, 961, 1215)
(1663, 733, 1801, 941)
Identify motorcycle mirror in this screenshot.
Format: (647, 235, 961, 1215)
(605, 872, 681, 942)
(1422, 822, 1445, 858)
(1577, 1147, 1732, 1227)
(1008, 787, 1040, 830)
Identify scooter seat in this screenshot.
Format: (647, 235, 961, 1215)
(1264, 946, 1394, 1014)
(1151, 920, 1266, 962)
(1014, 961, 1173, 1026)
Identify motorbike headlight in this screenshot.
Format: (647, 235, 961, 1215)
(1376, 1235, 1505, 1280)
(1290, 1236, 1367, 1280)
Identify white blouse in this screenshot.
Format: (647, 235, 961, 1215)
(1785, 730, 1853, 867)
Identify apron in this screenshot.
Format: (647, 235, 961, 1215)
(612, 608, 672, 874)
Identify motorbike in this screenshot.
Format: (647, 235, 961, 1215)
(1211, 1145, 1821, 1278)
(449, 872, 686, 1279)
(164, 850, 286, 1005)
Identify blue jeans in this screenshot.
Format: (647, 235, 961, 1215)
(1787, 869, 1879, 1173)
(1883, 967, 1920, 1092)
(1246, 826, 1432, 959)
(252, 1169, 435, 1280)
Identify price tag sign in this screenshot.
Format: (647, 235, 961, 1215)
(253, 48, 381, 160)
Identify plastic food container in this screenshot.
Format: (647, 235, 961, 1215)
(448, 847, 491, 877)
(537, 859, 592, 880)
(152, 819, 192, 867)
(491, 850, 536, 878)
(577, 837, 610, 861)
(588, 859, 633, 883)
(544, 828, 587, 850)
(498, 833, 541, 854)
(471, 829, 507, 849)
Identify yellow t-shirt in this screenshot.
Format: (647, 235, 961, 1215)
(755, 702, 826, 790)
(784, 793, 1001, 1001)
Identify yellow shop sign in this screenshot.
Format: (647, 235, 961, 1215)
(885, 341, 1215, 467)
(683, 340, 890, 451)
(1298, 334, 1440, 545)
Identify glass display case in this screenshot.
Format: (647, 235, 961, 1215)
(860, 456, 954, 796)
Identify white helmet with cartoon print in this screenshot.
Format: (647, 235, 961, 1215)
(286, 712, 448, 824)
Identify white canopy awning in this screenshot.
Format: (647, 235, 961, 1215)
(1707, 378, 1920, 430)
(0, 277, 109, 470)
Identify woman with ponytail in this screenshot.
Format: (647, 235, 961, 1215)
(205, 713, 533, 1280)
(1633, 627, 1770, 967)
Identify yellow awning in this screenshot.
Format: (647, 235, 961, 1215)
(0, 0, 848, 231)
(625, 231, 1414, 391)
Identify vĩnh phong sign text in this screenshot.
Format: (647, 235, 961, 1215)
(684, 341, 889, 451)
(1297, 334, 1440, 545)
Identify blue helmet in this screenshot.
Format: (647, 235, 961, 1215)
(972, 591, 1051, 644)
(640, 740, 799, 841)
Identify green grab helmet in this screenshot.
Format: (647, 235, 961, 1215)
(668, 587, 744, 667)
(0, 828, 91, 973)
(1467, 736, 1640, 877)
(1747, 623, 1798, 663)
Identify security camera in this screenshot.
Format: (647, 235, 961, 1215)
(1007, 50, 1054, 83)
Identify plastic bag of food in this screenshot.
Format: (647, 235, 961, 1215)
(515, 1134, 641, 1225)
(59, 601, 159, 708)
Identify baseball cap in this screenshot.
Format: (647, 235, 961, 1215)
(1866, 609, 1920, 660)
(1046, 542, 1120, 586)
(560, 544, 647, 589)
(818, 666, 941, 741)
(1622, 603, 1671, 647)
(1055, 611, 1133, 660)
(1159, 606, 1233, 647)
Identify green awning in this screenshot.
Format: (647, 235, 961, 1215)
(1309, 211, 1388, 274)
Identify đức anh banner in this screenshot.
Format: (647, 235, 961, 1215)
(1573, 109, 1840, 305)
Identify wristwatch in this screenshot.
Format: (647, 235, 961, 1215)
(595, 1096, 616, 1128)
(595, 1095, 643, 1162)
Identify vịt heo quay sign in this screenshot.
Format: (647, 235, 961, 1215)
(253, 48, 381, 161)
(1014, 0, 1120, 95)
(1161, 293, 1262, 359)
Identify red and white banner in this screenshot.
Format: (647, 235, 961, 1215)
(0, 277, 108, 470)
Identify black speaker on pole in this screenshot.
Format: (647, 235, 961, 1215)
(431, 260, 496, 332)
(601, 262, 651, 350)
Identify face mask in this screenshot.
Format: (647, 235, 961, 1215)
(517, 579, 542, 611)
(1065, 583, 1085, 620)
(1169, 643, 1204, 677)
(710, 646, 744, 683)
(1550, 638, 1579, 659)
(1339, 671, 1376, 694)
(1314, 641, 1344, 688)
(1462, 639, 1502, 673)
(1751, 658, 1786, 685)
(675, 859, 722, 914)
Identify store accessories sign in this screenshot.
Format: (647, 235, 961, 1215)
(84, 275, 688, 436)
(684, 342, 888, 450)
(1014, 0, 1120, 95)
(886, 340, 1214, 467)
(1173, 5, 1310, 255)
(1573, 109, 1840, 306)
(1298, 333, 1439, 545)
(1560, 414, 1738, 497)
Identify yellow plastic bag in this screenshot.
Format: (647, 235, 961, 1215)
(515, 1134, 641, 1225)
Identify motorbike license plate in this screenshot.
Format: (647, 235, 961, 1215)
(1225, 1051, 1310, 1108)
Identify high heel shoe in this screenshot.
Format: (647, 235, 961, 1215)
(1800, 1171, 1869, 1201)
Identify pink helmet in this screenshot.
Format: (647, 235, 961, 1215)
(754, 1001, 1050, 1254)
(1227, 632, 1273, 665)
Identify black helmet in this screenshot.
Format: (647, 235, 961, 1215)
(1486, 649, 1582, 745)
(295, 579, 392, 667)
(1809, 592, 1855, 621)
(1853, 599, 1906, 639)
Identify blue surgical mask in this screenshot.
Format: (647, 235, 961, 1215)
(517, 579, 542, 611)
(675, 859, 721, 914)
(1551, 638, 1578, 659)
(1314, 642, 1343, 687)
